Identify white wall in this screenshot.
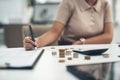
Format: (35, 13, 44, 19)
(0, 0, 30, 24)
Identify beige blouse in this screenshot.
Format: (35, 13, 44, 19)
(55, 0, 113, 44)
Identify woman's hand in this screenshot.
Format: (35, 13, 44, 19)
(72, 40, 81, 45)
(23, 36, 36, 50)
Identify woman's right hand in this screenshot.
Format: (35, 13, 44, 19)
(23, 36, 36, 50)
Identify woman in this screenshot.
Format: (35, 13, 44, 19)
(24, 0, 113, 49)
(24, 0, 113, 79)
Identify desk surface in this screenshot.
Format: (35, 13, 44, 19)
(0, 44, 120, 80)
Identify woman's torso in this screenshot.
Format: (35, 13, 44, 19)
(55, 0, 112, 45)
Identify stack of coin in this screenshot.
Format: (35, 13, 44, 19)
(73, 53, 79, 58)
(85, 55, 91, 60)
(66, 51, 71, 55)
(59, 49, 65, 58)
(102, 54, 109, 58)
(68, 57, 72, 60)
(52, 52, 57, 56)
(51, 47, 55, 49)
(59, 59, 65, 63)
(70, 48, 74, 49)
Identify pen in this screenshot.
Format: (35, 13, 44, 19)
(29, 25, 37, 49)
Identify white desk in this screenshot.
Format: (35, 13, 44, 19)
(0, 44, 120, 80)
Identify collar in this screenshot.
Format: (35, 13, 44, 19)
(80, 0, 101, 13)
(93, 0, 101, 12)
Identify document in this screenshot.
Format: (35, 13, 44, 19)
(0, 48, 44, 69)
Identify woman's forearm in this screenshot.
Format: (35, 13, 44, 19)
(85, 33, 113, 44)
(35, 21, 64, 48)
(83, 22, 113, 44)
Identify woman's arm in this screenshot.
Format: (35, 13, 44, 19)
(35, 21, 64, 47)
(85, 22, 113, 44)
(23, 21, 64, 50)
(73, 22, 113, 45)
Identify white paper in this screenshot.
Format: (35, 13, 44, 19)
(0, 48, 42, 68)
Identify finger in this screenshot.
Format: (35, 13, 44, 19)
(24, 36, 31, 42)
(24, 43, 34, 50)
(35, 38, 41, 48)
(24, 36, 35, 45)
(26, 36, 31, 39)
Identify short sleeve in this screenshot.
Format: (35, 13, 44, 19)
(104, 1, 113, 23)
(54, 0, 73, 25)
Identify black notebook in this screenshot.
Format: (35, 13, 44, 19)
(0, 48, 44, 69)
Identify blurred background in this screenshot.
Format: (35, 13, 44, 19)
(0, 0, 120, 80)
